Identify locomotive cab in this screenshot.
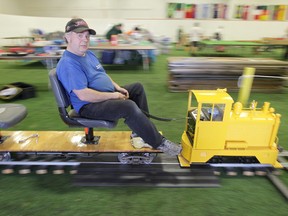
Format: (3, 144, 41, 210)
(179, 89, 282, 168)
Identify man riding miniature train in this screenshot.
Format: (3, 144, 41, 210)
(56, 18, 182, 156)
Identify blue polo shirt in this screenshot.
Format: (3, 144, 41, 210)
(56, 50, 115, 113)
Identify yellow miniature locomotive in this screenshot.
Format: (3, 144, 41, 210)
(179, 89, 282, 168)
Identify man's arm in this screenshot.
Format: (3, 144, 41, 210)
(73, 74, 129, 103)
(73, 88, 127, 103)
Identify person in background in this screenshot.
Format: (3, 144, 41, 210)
(126, 27, 143, 42)
(214, 26, 223, 41)
(106, 23, 123, 41)
(176, 25, 184, 50)
(214, 26, 225, 52)
(56, 18, 182, 156)
(189, 22, 203, 56)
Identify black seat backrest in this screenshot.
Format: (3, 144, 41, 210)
(49, 68, 81, 126)
(49, 68, 71, 110)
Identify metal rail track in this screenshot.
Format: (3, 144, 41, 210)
(0, 151, 287, 199)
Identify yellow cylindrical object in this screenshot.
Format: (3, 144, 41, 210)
(262, 102, 270, 113)
(238, 67, 255, 107)
(233, 102, 243, 115)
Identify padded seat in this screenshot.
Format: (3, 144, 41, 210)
(49, 69, 117, 144)
(0, 104, 27, 129)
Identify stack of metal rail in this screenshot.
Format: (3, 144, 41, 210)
(167, 57, 288, 92)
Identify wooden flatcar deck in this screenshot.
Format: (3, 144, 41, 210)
(0, 131, 160, 153)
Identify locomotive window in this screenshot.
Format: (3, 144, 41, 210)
(213, 104, 225, 121)
(201, 103, 225, 121)
(190, 109, 205, 121)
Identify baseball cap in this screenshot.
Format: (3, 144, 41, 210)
(65, 18, 96, 35)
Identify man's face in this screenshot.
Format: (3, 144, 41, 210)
(66, 31, 90, 56)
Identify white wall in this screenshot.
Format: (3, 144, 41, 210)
(2, 0, 288, 19)
(0, 0, 287, 45)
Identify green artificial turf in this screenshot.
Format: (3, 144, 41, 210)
(0, 46, 287, 215)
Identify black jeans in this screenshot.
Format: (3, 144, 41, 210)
(79, 82, 163, 148)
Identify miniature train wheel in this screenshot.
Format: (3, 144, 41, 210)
(0, 152, 11, 161)
(142, 153, 157, 164)
(118, 153, 157, 165)
(208, 156, 223, 164)
(117, 153, 129, 164)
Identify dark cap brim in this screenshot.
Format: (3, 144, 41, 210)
(72, 27, 96, 35)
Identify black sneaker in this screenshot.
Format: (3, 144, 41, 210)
(157, 138, 182, 156)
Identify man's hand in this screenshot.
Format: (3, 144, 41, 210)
(116, 87, 129, 99)
(113, 91, 128, 100)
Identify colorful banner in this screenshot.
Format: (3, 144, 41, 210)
(167, 3, 227, 19)
(234, 4, 288, 21)
(167, 3, 288, 20)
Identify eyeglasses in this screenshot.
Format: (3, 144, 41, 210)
(72, 32, 90, 40)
